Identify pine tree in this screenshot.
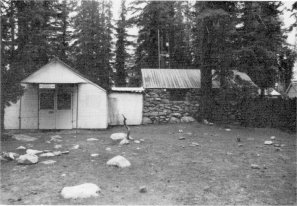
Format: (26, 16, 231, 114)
(115, 0, 129, 87)
(73, 0, 113, 89)
(238, 2, 285, 96)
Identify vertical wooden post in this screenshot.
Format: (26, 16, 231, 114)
(37, 84, 39, 129)
(76, 84, 79, 134)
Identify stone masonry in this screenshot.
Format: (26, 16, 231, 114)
(142, 89, 200, 124)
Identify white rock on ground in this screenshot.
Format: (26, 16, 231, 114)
(110, 133, 128, 141)
(1, 152, 19, 160)
(54, 145, 62, 149)
(264, 140, 273, 145)
(40, 152, 55, 157)
(16, 146, 26, 150)
(41, 160, 56, 164)
(181, 116, 195, 123)
(106, 155, 131, 168)
(105, 147, 111, 151)
(270, 136, 276, 140)
(134, 140, 140, 144)
(119, 138, 129, 145)
(87, 138, 99, 141)
(53, 151, 62, 156)
(13, 134, 37, 142)
(71, 145, 80, 149)
(61, 183, 101, 199)
(91, 153, 99, 157)
(17, 154, 38, 164)
(225, 128, 231, 131)
(26, 149, 43, 155)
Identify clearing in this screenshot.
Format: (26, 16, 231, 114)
(1, 123, 296, 204)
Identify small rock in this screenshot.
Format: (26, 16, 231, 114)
(119, 138, 129, 145)
(61, 183, 100, 199)
(225, 129, 231, 131)
(191, 142, 199, 146)
(106, 155, 131, 168)
(54, 145, 62, 149)
(264, 141, 273, 145)
(134, 140, 141, 144)
(40, 152, 55, 157)
(46, 141, 51, 144)
(274, 143, 281, 147)
(17, 154, 38, 165)
(270, 136, 276, 140)
(178, 129, 183, 133)
(136, 147, 141, 150)
(41, 160, 56, 164)
(139, 186, 147, 193)
(12, 134, 37, 142)
(1, 152, 19, 160)
(26, 149, 43, 155)
(16, 146, 26, 150)
(50, 135, 63, 142)
(178, 137, 186, 140)
(87, 138, 99, 141)
(53, 151, 62, 156)
(110, 133, 127, 141)
(251, 164, 260, 169)
(281, 144, 286, 147)
(91, 153, 99, 157)
(71, 145, 79, 149)
(181, 116, 195, 123)
(61, 151, 70, 154)
(106, 147, 111, 151)
(142, 117, 152, 124)
(61, 174, 66, 177)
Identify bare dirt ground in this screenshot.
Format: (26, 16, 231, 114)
(1, 122, 296, 205)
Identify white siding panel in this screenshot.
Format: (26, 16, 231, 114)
(21, 85, 38, 129)
(77, 84, 107, 129)
(108, 93, 143, 125)
(4, 100, 20, 129)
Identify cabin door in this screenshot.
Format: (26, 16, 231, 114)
(39, 86, 72, 129)
(39, 89, 56, 129)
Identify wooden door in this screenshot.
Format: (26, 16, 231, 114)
(39, 90, 56, 129)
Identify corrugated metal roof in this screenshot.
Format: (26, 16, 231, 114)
(141, 69, 204, 89)
(141, 69, 256, 89)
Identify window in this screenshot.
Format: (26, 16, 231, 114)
(169, 89, 188, 101)
(57, 92, 71, 110)
(40, 91, 55, 110)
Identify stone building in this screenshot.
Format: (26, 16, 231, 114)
(141, 68, 258, 124)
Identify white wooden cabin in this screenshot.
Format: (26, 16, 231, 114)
(4, 58, 108, 129)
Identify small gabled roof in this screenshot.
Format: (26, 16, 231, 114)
(141, 68, 257, 89)
(22, 58, 106, 92)
(286, 81, 297, 93)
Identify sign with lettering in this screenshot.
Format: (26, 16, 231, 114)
(39, 84, 55, 89)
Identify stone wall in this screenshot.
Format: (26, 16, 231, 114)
(142, 89, 200, 124)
